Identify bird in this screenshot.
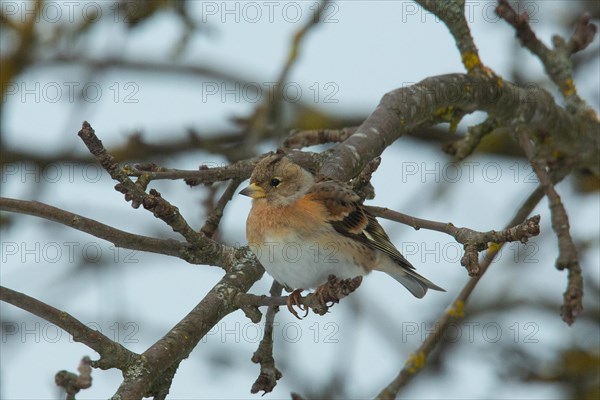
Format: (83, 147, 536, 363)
(240, 153, 445, 316)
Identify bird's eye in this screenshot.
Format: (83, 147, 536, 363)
(270, 178, 281, 187)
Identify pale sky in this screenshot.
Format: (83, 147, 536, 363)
(1, 1, 599, 399)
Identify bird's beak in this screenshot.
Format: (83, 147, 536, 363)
(239, 183, 266, 199)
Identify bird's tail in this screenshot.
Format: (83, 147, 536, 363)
(381, 266, 445, 298)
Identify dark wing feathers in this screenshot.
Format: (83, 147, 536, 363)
(308, 181, 415, 270)
(360, 213, 416, 270)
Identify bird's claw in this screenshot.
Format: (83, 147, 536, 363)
(286, 289, 309, 320)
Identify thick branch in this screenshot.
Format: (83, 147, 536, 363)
(318, 74, 598, 181)
(283, 127, 357, 150)
(351, 156, 381, 201)
(111, 247, 264, 399)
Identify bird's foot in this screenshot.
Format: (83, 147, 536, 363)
(286, 289, 309, 320)
(311, 275, 364, 315)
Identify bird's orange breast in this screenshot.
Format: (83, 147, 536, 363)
(246, 196, 329, 243)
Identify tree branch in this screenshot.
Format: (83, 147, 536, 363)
(283, 127, 358, 150)
(111, 247, 264, 399)
(250, 281, 283, 395)
(496, 0, 598, 116)
(366, 206, 541, 276)
(443, 117, 499, 160)
(374, 179, 550, 399)
(516, 127, 583, 325)
(1, 286, 136, 370)
(77, 122, 228, 268)
(237, 276, 363, 317)
(200, 178, 243, 238)
(55, 356, 93, 400)
(129, 159, 255, 186)
(318, 73, 598, 181)
(416, 0, 490, 76)
(0, 197, 185, 259)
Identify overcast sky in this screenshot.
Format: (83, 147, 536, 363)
(1, 1, 599, 399)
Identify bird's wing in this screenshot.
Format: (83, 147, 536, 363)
(306, 181, 415, 270)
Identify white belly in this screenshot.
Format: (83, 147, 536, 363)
(250, 234, 367, 289)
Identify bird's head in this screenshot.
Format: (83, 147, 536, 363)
(239, 154, 314, 206)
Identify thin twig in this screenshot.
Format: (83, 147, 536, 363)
(55, 356, 93, 400)
(444, 117, 499, 160)
(77, 122, 226, 266)
(238, 276, 363, 317)
(351, 156, 381, 201)
(250, 281, 283, 395)
(516, 127, 583, 325)
(496, 0, 597, 115)
(243, 0, 332, 142)
(1, 286, 136, 370)
(200, 179, 243, 238)
(374, 180, 548, 399)
(366, 206, 541, 276)
(243, 276, 361, 395)
(416, 0, 492, 77)
(126, 161, 253, 185)
(0, 197, 185, 258)
(267, 0, 331, 131)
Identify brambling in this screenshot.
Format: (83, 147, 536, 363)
(240, 153, 444, 316)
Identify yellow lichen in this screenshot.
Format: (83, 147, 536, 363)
(494, 74, 504, 88)
(433, 106, 462, 134)
(434, 106, 455, 121)
(449, 117, 460, 135)
(487, 242, 500, 256)
(406, 352, 426, 373)
(434, 106, 463, 134)
(562, 79, 576, 97)
(447, 300, 465, 318)
(462, 51, 482, 72)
